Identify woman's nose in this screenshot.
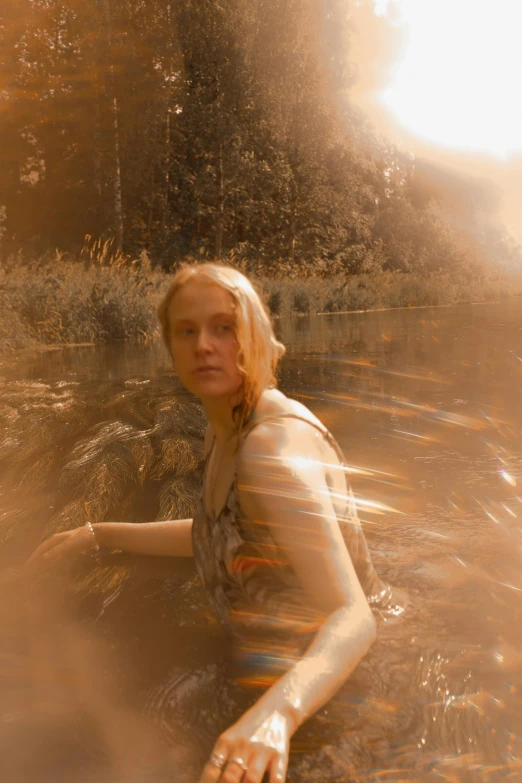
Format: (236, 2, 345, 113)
(195, 328, 213, 353)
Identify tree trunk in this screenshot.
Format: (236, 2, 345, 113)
(165, 107, 171, 190)
(110, 85, 124, 253)
(215, 142, 224, 260)
(100, 0, 124, 252)
(164, 3, 172, 201)
(92, 96, 103, 214)
(288, 180, 298, 263)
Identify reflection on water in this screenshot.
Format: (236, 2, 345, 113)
(1, 301, 521, 781)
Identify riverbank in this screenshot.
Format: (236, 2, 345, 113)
(0, 256, 516, 354)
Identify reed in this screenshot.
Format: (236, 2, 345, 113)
(0, 245, 516, 353)
(0, 376, 206, 597)
(254, 270, 514, 317)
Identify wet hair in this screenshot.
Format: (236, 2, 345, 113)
(157, 262, 286, 435)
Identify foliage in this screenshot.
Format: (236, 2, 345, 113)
(0, 246, 164, 347)
(0, 376, 207, 596)
(1, 0, 519, 278)
(256, 269, 513, 317)
(0, 250, 516, 353)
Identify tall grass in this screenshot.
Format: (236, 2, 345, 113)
(0, 245, 516, 353)
(0, 374, 207, 595)
(254, 269, 514, 318)
(0, 243, 164, 349)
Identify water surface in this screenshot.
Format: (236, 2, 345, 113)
(1, 300, 521, 781)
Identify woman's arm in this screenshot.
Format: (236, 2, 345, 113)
(198, 420, 376, 783)
(94, 422, 213, 557)
(236, 418, 376, 730)
(94, 519, 194, 557)
(237, 603, 375, 736)
(30, 424, 214, 565)
(28, 518, 195, 563)
(94, 423, 215, 558)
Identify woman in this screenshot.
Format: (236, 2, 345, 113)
(31, 263, 393, 783)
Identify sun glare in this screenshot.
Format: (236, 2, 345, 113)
(377, 0, 522, 158)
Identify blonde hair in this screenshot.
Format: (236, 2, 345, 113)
(157, 262, 286, 435)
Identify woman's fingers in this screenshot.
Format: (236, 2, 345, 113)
(199, 746, 280, 783)
(239, 746, 276, 783)
(42, 542, 69, 560)
(198, 760, 223, 783)
(199, 711, 290, 783)
(28, 526, 93, 565)
(198, 743, 230, 783)
(218, 755, 248, 783)
(27, 532, 68, 563)
(269, 751, 288, 783)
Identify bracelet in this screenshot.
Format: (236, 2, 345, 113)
(85, 520, 100, 552)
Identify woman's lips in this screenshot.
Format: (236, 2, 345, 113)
(193, 367, 220, 375)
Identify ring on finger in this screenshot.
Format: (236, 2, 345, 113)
(209, 752, 227, 770)
(228, 756, 248, 772)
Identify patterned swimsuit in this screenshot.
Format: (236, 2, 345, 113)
(192, 411, 391, 654)
(174, 411, 398, 775)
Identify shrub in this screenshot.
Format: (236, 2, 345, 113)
(0, 249, 516, 354)
(0, 258, 164, 350)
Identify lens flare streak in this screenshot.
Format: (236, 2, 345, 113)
(294, 389, 488, 430)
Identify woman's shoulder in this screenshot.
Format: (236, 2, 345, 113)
(252, 388, 327, 432)
(242, 388, 328, 458)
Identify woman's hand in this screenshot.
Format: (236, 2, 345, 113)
(198, 708, 292, 783)
(27, 526, 97, 566)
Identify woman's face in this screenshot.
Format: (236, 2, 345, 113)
(167, 279, 244, 401)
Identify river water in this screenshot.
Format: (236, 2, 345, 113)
(1, 300, 521, 781)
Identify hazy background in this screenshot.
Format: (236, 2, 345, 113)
(0, 0, 520, 353)
(348, 0, 521, 242)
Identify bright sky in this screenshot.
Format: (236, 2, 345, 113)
(375, 0, 522, 159)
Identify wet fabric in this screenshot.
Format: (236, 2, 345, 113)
(191, 412, 394, 682)
(164, 410, 405, 779)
